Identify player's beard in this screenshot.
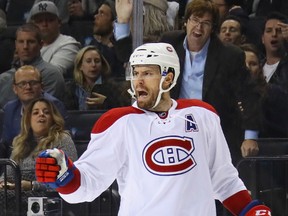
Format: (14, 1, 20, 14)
(137, 90, 159, 111)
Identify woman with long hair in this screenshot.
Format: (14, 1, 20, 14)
(0, 97, 77, 215)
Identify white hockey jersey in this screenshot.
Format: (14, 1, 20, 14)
(60, 99, 247, 216)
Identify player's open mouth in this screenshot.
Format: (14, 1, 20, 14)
(137, 91, 148, 98)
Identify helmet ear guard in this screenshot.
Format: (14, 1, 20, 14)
(128, 43, 180, 108)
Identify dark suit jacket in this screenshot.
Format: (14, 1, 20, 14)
(114, 30, 261, 164)
(261, 55, 288, 138)
(161, 31, 262, 164)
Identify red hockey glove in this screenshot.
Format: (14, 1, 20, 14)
(36, 148, 76, 189)
(239, 200, 271, 216)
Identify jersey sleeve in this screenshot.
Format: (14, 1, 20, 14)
(205, 111, 248, 202)
(59, 112, 128, 203)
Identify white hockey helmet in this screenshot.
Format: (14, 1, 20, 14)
(128, 42, 180, 108)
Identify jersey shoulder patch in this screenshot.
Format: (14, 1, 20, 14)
(176, 99, 218, 114)
(92, 106, 144, 133)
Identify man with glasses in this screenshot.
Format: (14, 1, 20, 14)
(0, 65, 68, 160)
(115, 0, 261, 165)
(0, 23, 65, 109)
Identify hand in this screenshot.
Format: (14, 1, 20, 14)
(36, 148, 75, 189)
(0, 180, 32, 191)
(21, 180, 32, 191)
(116, 0, 133, 23)
(278, 22, 288, 41)
(68, 0, 84, 17)
(86, 92, 107, 107)
(240, 200, 271, 216)
(0, 181, 14, 190)
(241, 139, 259, 157)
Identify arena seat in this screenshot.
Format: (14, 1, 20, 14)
(67, 110, 106, 141)
(257, 137, 288, 156)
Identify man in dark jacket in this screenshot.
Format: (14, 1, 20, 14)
(113, 0, 262, 165)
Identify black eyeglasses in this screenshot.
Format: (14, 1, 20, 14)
(14, 80, 41, 89)
(188, 17, 213, 29)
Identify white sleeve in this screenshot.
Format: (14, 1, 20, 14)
(60, 117, 127, 203)
(207, 113, 247, 202)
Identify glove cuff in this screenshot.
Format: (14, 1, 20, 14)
(57, 167, 81, 194)
(240, 200, 271, 216)
(223, 190, 252, 215)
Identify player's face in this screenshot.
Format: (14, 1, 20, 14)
(132, 65, 162, 110)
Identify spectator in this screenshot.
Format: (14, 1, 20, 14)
(32, 0, 71, 34)
(259, 11, 288, 138)
(35, 42, 271, 216)
(0, 65, 68, 159)
(64, 45, 130, 110)
(113, 0, 172, 63)
(218, 15, 247, 45)
(0, 8, 15, 73)
(240, 43, 264, 79)
(28, 1, 81, 78)
(0, 23, 65, 108)
(89, 0, 126, 78)
(68, 0, 101, 21)
(33, 0, 70, 24)
(114, 0, 262, 165)
(142, 0, 170, 42)
(0, 97, 77, 215)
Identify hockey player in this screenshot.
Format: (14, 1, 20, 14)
(35, 42, 271, 216)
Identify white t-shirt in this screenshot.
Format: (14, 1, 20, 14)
(60, 99, 246, 216)
(263, 61, 279, 82)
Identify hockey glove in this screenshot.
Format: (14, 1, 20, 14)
(36, 148, 76, 189)
(240, 200, 271, 216)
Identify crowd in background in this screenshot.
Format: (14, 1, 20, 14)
(0, 0, 287, 215)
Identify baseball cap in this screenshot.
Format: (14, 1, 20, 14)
(28, 1, 59, 21)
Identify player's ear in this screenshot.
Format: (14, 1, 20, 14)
(163, 72, 174, 90)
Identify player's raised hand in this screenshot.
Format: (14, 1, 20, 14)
(36, 148, 76, 189)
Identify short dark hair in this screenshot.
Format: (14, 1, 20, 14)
(262, 11, 288, 33)
(184, 0, 220, 32)
(102, 0, 116, 21)
(221, 15, 247, 34)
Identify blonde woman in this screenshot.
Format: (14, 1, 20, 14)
(0, 97, 77, 215)
(64, 45, 130, 110)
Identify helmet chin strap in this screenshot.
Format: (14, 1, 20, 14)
(151, 76, 169, 109)
(128, 76, 172, 110)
